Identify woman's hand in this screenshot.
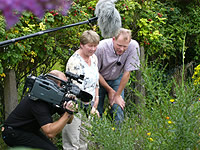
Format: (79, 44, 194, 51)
(90, 106, 100, 117)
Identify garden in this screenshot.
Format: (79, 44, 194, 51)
(1, 0, 200, 149)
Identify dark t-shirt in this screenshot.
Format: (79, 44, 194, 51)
(4, 96, 64, 132)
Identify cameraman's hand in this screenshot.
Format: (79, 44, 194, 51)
(63, 101, 78, 113)
(90, 106, 100, 117)
(62, 101, 76, 124)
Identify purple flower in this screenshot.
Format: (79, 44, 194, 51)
(0, 0, 72, 29)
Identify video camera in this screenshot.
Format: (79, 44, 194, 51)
(23, 71, 93, 109)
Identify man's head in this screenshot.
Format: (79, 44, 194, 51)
(113, 28, 132, 55)
(48, 70, 67, 87)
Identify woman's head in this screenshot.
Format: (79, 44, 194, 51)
(80, 30, 100, 57)
(80, 30, 100, 45)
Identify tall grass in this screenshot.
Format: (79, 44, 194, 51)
(85, 60, 200, 150)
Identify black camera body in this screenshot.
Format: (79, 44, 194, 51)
(23, 71, 93, 107)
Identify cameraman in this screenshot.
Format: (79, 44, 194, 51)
(1, 70, 76, 150)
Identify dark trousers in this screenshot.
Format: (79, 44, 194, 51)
(2, 126, 57, 150)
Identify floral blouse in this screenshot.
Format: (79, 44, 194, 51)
(66, 51, 99, 102)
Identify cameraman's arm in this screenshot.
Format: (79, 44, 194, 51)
(41, 112, 73, 138)
(41, 101, 74, 138)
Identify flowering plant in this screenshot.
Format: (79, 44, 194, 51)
(192, 64, 200, 85)
(0, 0, 72, 28)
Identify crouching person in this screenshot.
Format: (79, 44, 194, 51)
(1, 70, 76, 150)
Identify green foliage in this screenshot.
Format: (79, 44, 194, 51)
(0, 15, 6, 73)
(137, 1, 177, 61)
(7, 147, 41, 150)
(1, 0, 200, 80)
(1, 0, 200, 149)
(86, 60, 200, 150)
(86, 36, 199, 149)
(0, 1, 98, 87)
(136, 1, 200, 67)
(0, 11, 68, 78)
(115, 0, 141, 30)
(135, 63, 200, 149)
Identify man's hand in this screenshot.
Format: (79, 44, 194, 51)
(111, 94, 125, 110)
(63, 100, 78, 114)
(108, 88, 116, 106)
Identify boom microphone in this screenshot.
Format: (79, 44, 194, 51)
(0, 0, 122, 47)
(95, 0, 121, 38)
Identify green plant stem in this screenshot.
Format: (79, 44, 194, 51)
(182, 33, 186, 90)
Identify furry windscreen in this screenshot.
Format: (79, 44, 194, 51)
(95, 0, 121, 38)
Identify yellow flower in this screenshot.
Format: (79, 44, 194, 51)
(193, 64, 200, 85)
(93, 25, 97, 31)
(31, 58, 34, 63)
(14, 30, 19, 34)
(22, 27, 31, 32)
(28, 24, 36, 29)
(112, 127, 115, 131)
(39, 22, 46, 30)
(25, 20, 29, 24)
(147, 132, 151, 136)
(31, 51, 36, 56)
(0, 73, 6, 77)
(148, 138, 153, 142)
(170, 99, 175, 102)
(168, 121, 172, 124)
(130, 128, 132, 131)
